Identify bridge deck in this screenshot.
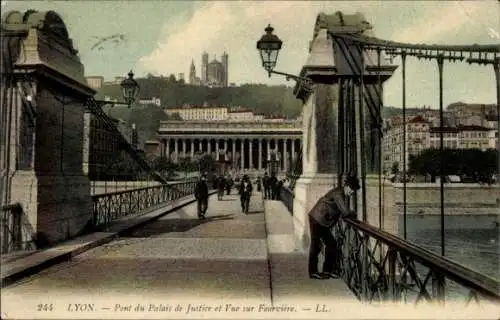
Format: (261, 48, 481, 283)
(1, 191, 358, 318)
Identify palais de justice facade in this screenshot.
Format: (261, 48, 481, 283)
(157, 120, 302, 175)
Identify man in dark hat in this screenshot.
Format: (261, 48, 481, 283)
(194, 173, 209, 219)
(239, 174, 253, 214)
(307, 174, 360, 279)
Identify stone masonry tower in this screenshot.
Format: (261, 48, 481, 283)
(1, 10, 96, 246)
(221, 52, 229, 87)
(189, 59, 196, 85)
(292, 11, 397, 251)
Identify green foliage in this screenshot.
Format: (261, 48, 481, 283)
(96, 78, 302, 142)
(391, 162, 400, 175)
(198, 154, 217, 173)
(408, 148, 498, 181)
(102, 151, 143, 180)
(102, 104, 174, 141)
(382, 106, 424, 118)
(97, 78, 302, 119)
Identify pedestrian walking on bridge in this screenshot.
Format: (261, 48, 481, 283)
(307, 175, 360, 279)
(239, 175, 253, 214)
(217, 175, 226, 200)
(262, 172, 270, 199)
(195, 173, 209, 220)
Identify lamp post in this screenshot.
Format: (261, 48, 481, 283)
(256, 25, 314, 91)
(90, 70, 140, 108)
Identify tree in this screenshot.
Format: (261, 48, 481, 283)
(408, 148, 497, 182)
(198, 154, 216, 173)
(153, 156, 177, 178)
(391, 162, 400, 175)
(178, 157, 194, 176)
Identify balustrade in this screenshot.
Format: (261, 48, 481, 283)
(279, 186, 500, 306)
(91, 180, 197, 229)
(1, 203, 36, 255)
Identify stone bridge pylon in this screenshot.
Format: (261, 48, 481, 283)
(291, 11, 398, 251)
(1, 10, 96, 246)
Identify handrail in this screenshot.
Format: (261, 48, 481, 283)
(1, 203, 36, 255)
(91, 179, 198, 229)
(90, 179, 197, 200)
(344, 217, 499, 301)
(279, 186, 500, 304)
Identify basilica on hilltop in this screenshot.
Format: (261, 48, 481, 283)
(189, 51, 228, 87)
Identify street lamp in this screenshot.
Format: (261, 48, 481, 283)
(90, 70, 140, 108)
(256, 24, 313, 90)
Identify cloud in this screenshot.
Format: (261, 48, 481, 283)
(137, 1, 373, 85)
(392, 1, 497, 43)
(137, 1, 499, 107)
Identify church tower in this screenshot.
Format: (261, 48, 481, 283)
(221, 52, 228, 87)
(189, 59, 196, 85)
(201, 51, 209, 85)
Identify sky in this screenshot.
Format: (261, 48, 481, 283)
(2, 0, 499, 109)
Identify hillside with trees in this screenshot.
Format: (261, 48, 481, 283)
(97, 75, 303, 119)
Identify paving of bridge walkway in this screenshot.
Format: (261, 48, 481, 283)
(1, 191, 359, 319)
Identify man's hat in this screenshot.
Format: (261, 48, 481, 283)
(345, 175, 360, 190)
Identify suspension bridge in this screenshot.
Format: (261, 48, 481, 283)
(1, 9, 499, 319)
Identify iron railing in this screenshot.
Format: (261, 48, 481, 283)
(1, 203, 36, 255)
(279, 186, 294, 215)
(332, 215, 499, 306)
(91, 179, 197, 229)
(279, 186, 499, 306)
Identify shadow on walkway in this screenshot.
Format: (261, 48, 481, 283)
(122, 214, 235, 238)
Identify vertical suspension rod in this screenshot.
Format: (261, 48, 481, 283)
(338, 79, 345, 186)
(402, 51, 408, 240)
(359, 46, 368, 223)
(494, 57, 500, 186)
(351, 78, 358, 212)
(437, 55, 445, 257)
(377, 48, 383, 230)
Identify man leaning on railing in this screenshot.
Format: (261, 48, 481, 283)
(308, 174, 360, 280)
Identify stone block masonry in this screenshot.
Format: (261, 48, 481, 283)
(3, 10, 96, 246)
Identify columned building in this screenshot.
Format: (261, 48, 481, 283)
(157, 120, 302, 176)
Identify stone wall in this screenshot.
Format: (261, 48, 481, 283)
(3, 10, 96, 247)
(392, 183, 500, 205)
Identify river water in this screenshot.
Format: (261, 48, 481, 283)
(398, 215, 499, 300)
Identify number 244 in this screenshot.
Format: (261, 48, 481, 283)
(37, 304, 54, 312)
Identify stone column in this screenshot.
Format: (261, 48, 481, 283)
(258, 138, 262, 170)
(208, 139, 212, 155)
(190, 139, 194, 159)
(274, 138, 279, 172)
(249, 139, 253, 170)
(182, 139, 187, 158)
(291, 138, 296, 164)
(293, 83, 340, 252)
(232, 139, 236, 167)
(240, 139, 245, 169)
(284, 138, 288, 172)
(165, 139, 170, 159)
(4, 11, 97, 244)
(215, 139, 219, 160)
(174, 138, 178, 157)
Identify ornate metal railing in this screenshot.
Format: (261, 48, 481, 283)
(1, 203, 36, 255)
(331, 217, 499, 306)
(279, 186, 294, 215)
(91, 179, 197, 229)
(279, 187, 499, 306)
